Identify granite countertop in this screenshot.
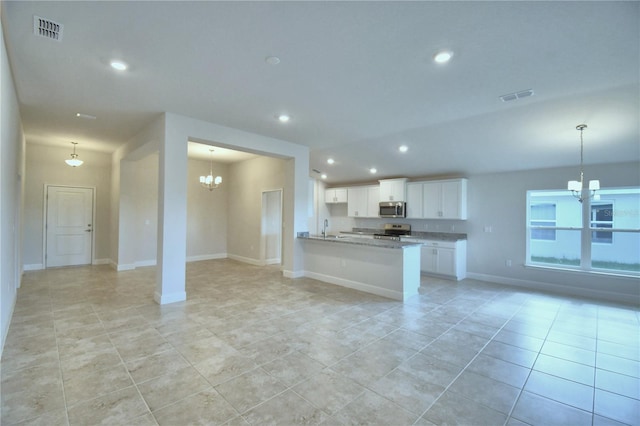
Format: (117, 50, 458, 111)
(298, 234, 422, 249)
(404, 232, 467, 242)
(343, 228, 467, 242)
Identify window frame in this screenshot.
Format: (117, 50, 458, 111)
(526, 187, 639, 277)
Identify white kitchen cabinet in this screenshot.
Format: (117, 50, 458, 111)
(367, 186, 380, 217)
(348, 186, 379, 217)
(378, 178, 407, 202)
(405, 182, 423, 218)
(422, 179, 467, 219)
(347, 187, 366, 217)
(419, 239, 467, 280)
(325, 188, 348, 204)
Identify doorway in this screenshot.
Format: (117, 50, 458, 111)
(45, 185, 95, 268)
(261, 189, 282, 265)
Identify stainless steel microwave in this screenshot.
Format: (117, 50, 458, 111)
(379, 202, 406, 218)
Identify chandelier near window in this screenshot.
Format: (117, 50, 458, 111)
(199, 149, 222, 190)
(65, 142, 83, 167)
(568, 124, 599, 203)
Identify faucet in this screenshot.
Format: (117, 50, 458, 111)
(322, 218, 329, 238)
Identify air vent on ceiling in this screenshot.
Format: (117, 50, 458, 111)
(499, 89, 534, 102)
(33, 15, 63, 41)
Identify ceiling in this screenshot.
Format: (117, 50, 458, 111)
(2, 1, 638, 184)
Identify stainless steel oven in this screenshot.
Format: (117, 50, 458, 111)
(379, 202, 406, 218)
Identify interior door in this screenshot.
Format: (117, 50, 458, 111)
(46, 186, 94, 267)
(262, 189, 282, 265)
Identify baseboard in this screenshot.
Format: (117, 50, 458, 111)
(113, 262, 136, 271)
(154, 290, 186, 305)
(304, 271, 403, 301)
(227, 254, 264, 266)
(186, 253, 228, 263)
(283, 269, 305, 279)
(264, 258, 281, 265)
(92, 258, 110, 266)
(23, 264, 43, 271)
(135, 259, 156, 268)
(466, 272, 637, 304)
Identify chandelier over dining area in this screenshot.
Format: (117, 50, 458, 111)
(200, 149, 222, 190)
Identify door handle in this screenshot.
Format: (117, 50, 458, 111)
(85, 229, 92, 232)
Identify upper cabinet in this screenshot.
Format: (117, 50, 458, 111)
(422, 179, 467, 219)
(378, 178, 408, 202)
(405, 182, 423, 218)
(325, 188, 348, 204)
(347, 186, 379, 217)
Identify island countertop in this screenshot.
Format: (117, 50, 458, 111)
(340, 228, 467, 242)
(297, 234, 422, 249)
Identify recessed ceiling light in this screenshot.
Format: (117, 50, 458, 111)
(277, 114, 290, 123)
(321, 174, 327, 180)
(369, 167, 377, 174)
(433, 50, 453, 64)
(76, 113, 96, 120)
(110, 60, 128, 71)
(399, 145, 408, 153)
(265, 56, 281, 65)
(327, 158, 335, 165)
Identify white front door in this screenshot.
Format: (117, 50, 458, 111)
(46, 186, 94, 268)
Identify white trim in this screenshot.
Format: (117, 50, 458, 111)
(154, 290, 186, 305)
(466, 272, 638, 304)
(135, 259, 156, 268)
(228, 254, 264, 266)
(114, 263, 136, 271)
(283, 269, 304, 279)
(524, 263, 640, 279)
(186, 253, 227, 263)
(264, 258, 281, 265)
(92, 258, 110, 265)
(304, 270, 403, 301)
(23, 263, 44, 271)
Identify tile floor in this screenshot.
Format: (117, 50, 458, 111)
(1, 259, 639, 425)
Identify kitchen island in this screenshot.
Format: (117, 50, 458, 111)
(298, 235, 422, 301)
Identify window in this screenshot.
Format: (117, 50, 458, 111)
(527, 188, 640, 275)
(530, 203, 556, 241)
(591, 203, 613, 244)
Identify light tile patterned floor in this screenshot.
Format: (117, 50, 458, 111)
(1, 259, 638, 425)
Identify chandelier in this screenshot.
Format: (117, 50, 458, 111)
(199, 149, 222, 190)
(65, 142, 83, 167)
(567, 124, 599, 203)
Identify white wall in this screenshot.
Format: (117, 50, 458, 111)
(1, 17, 25, 351)
(133, 153, 159, 265)
(227, 156, 286, 264)
(466, 161, 639, 303)
(111, 150, 229, 267)
(22, 145, 112, 268)
(187, 157, 228, 260)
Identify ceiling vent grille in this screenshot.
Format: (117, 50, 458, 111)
(33, 15, 63, 41)
(499, 89, 534, 102)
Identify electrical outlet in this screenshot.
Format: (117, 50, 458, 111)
(505, 259, 512, 267)
(484, 225, 493, 233)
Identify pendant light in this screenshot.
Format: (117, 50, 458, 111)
(567, 124, 599, 203)
(199, 149, 222, 190)
(65, 142, 83, 167)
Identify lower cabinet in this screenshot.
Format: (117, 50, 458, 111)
(419, 240, 467, 280)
